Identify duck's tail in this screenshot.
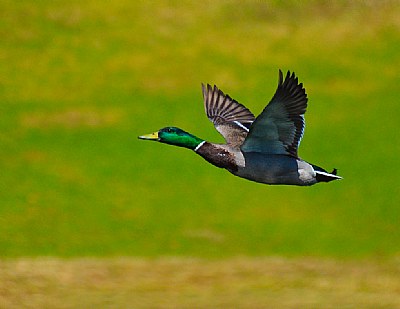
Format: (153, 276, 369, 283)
(313, 166, 343, 183)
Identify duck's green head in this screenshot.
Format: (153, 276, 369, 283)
(139, 127, 204, 150)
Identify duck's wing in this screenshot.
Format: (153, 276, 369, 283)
(202, 84, 255, 148)
(241, 70, 308, 158)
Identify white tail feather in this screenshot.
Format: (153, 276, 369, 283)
(315, 170, 343, 179)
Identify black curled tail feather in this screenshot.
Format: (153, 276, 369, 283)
(312, 165, 342, 183)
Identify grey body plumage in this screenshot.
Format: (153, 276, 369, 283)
(139, 70, 342, 186)
(236, 153, 317, 186)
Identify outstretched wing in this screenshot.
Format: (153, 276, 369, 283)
(241, 70, 308, 158)
(202, 84, 255, 148)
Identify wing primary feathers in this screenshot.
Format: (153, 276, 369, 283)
(202, 83, 255, 146)
(241, 70, 308, 157)
(203, 84, 255, 124)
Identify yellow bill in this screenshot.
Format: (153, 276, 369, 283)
(138, 131, 159, 140)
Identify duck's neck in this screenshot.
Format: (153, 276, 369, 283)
(163, 132, 205, 151)
(185, 135, 205, 151)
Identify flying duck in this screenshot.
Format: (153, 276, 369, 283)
(139, 70, 342, 186)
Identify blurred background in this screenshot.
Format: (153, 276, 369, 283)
(1, 0, 400, 307)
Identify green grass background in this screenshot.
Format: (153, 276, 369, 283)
(1, 0, 399, 258)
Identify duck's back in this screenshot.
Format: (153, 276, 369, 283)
(233, 153, 316, 186)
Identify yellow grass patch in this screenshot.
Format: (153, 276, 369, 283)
(1, 257, 399, 308)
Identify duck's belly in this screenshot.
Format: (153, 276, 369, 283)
(232, 153, 316, 186)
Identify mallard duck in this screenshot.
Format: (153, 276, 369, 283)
(139, 70, 342, 186)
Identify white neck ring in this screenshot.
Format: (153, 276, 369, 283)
(194, 141, 206, 152)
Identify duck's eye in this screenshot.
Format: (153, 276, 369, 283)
(167, 128, 172, 133)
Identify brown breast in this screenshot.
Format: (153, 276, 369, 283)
(195, 142, 238, 172)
